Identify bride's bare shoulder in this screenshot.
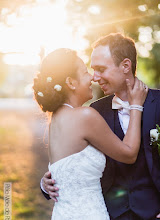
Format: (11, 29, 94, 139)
(73, 106, 101, 120)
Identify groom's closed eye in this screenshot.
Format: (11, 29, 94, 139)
(95, 67, 106, 74)
(99, 67, 106, 73)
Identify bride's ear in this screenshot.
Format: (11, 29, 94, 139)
(65, 77, 76, 90)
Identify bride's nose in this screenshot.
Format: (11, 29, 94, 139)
(89, 73, 93, 81)
(93, 71, 101, 82)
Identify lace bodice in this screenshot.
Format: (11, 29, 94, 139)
(49, 145, 110, 220)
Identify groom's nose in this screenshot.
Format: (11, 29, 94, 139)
(93, 71, 101, 82)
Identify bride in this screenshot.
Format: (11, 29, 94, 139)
(33, 48, 147, 219)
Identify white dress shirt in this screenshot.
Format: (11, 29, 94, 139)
(117, 101, 130, 134)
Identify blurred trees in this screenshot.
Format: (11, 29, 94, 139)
(0, 0, 160, 88)
(66, 0, 160, 88)
(0, 0, 35, 15)
(0, 53, 8, 86)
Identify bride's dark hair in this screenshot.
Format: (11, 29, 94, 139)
(33, 48, 78, 113)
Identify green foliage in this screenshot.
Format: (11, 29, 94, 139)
(156, 124, 160, 132)
(0, 0, 160, 88)
(137, 57, 159, 88)
(66, 0, 160, 88)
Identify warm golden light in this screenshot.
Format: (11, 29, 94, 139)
(136, 26, 153, 58)
(88, 5, 101, 15)
(3, 54, 40, 66)
(138, 5, 148, 12)
(0, 0, 89, 66)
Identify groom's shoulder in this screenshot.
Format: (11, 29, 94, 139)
(90, 95, 114, 110)
(150, 88, 160, 100)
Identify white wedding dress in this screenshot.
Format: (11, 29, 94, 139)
(49, 144, 110, 220)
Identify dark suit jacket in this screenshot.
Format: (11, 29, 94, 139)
(90, 89, 160, 193)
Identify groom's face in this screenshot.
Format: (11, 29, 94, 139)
(91, 45, 126, 96)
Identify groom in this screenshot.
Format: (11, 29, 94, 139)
(40, 33, 160, 219)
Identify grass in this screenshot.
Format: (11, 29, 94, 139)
(0, 111, 53, 219)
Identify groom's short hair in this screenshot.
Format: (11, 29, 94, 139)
(92, 33, 137, 76)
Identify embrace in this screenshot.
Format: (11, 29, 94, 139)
(33, 33, 160, 219)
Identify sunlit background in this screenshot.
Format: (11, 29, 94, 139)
(0, 0, 160, 219)
(0, 0, 160, 99)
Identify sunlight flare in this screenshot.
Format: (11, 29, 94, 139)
(0, 0, 88, 65)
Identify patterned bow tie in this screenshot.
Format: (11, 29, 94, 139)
(112, 96, 130, 110)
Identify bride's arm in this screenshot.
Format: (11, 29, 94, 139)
(81, 79, 148, 164)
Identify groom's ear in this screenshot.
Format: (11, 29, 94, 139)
(121, 58, 132, 74)
(65, 77, 76, 90)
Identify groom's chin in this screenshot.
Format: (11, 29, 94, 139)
(103, 90, 113, 96)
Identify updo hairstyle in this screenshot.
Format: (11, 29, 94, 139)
(33, 48, 78, 113)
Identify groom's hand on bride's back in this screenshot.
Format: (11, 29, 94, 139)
(42, 171, 59, 202)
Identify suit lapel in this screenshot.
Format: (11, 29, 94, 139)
(100, 96, 116, 192)
(102, 96, 115, 133)
(143, 90, 156, 173)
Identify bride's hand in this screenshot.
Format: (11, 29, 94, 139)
(126, 77, 148, 106)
